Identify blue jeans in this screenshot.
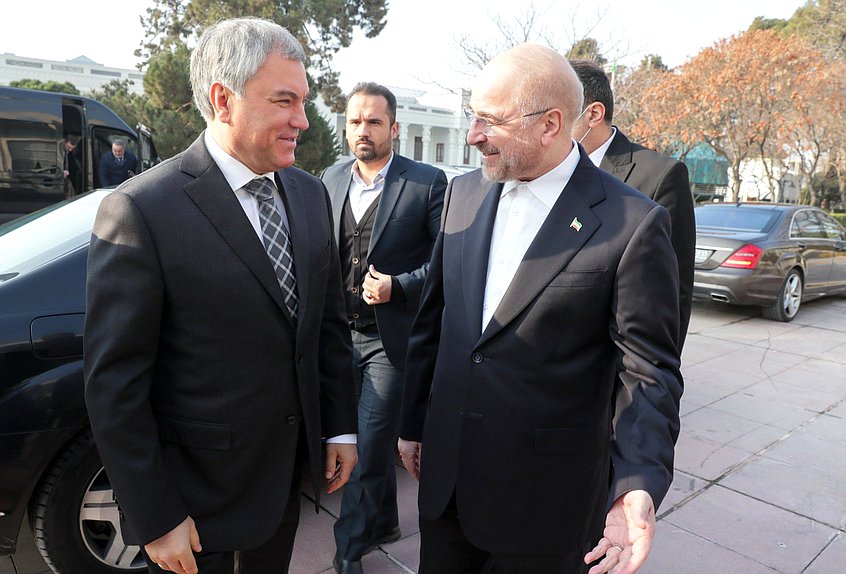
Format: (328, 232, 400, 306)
(334, 326, 404, 560)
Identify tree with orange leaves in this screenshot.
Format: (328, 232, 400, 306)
(630, 29, 836, 202)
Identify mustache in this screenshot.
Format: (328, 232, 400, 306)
(355, 138, 373, 145)
(475, 142, 499, 155)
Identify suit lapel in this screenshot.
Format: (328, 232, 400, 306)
(328, 161, 354, 243)
(370, 156, 407, 253)
(278, 170, 310, 330)
(462, 176, 503, 340)
(180, 136, 296, 327)
(599, 129, 635, 183)
(478, 155, 606, 346)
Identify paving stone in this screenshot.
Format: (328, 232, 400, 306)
(798, 412, 846, 447)
(639, 521, 780, 574)
(708, 392, 816, 431)
(673, 431, 754, 481)
(752, 325, 846, 358)
(742, 379, 842, 413)
(658, 470, 708, 515)
(681, 406, 764, 445)
(664, 485, 837, 573)
(803, 532, 846, 573)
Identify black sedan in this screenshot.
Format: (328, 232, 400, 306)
(693, 203, 846, 321)
(0, 190, 145, 572)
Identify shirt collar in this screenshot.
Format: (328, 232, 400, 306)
(350, 152, 394, 187)
(501, 142, 582, 209)
(204, 130, 276, 191)
(588, 126, 617, 166)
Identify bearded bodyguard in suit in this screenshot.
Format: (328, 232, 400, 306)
(84, 18, 357, 574)
(321, 83, 446, 574)
(570, 60, 695, 347)
(398, 45, 683, 574)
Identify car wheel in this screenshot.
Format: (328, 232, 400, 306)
(29, 429, 145, 573)
(762, 268, 803, 322)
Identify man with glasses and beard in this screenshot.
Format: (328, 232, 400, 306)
(321, 83, 447, 574)
(570, 59, 695, 348)
(398, 45, 683, 574)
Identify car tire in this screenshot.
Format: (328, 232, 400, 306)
(28, 429, 145, 573)
(762, 268, 803, 322)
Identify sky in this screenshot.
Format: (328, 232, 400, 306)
(2, 0, 805, 95)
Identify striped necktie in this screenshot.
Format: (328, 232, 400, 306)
(244, 177, 299, 320)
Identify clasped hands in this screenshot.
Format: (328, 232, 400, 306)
(362, 265, 391, 305)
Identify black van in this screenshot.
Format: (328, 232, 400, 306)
(0, 86, 159, 224)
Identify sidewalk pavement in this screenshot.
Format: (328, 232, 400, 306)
(5, 298, 846, 574)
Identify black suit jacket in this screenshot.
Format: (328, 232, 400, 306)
(321, 155, 447, 368)
(84, 134, 357, 549)
(401, 150, 683, 562)
(600, 129, 695, 345)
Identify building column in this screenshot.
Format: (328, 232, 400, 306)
(397, 124, 409, 156)
(450, 128, 464, 166)
(421, 126, 431, 164)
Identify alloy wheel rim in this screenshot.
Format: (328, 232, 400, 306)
(78, 467, 144, 569)
(783, 274, 802, 318)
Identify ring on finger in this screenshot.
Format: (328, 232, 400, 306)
(611, 544, 624, 552)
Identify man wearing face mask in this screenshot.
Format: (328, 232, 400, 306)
(570, 60, 695, 347)
(321, 82, 447, 574)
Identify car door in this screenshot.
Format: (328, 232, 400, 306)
(790, 209, 833, 294)
(817, 211, 846, 289)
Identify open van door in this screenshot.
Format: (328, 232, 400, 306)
(137, 123, 160, 170)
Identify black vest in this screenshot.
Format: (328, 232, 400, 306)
(339, 195, 380, 330)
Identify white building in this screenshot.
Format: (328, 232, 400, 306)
(316, 86, 482, 172)
(0, 53, 144, 95)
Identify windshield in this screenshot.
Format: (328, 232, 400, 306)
(0, 190, 109, 282)
(695, 206, 779, 233)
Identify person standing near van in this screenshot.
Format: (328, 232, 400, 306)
(98, 139, 138, 186)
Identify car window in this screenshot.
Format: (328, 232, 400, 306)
(0, 190, 109, 282)
(816, 212, 846, 241)
(695, 206, 777, 232)
(790, 210, 827, 239)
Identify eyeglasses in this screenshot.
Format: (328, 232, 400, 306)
(463, 106, 551, 136)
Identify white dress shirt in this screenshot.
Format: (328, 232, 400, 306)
(587, 126, 617, 166)
(204, 131, 355, 445)
(348, 153, 394, 221)
(482, 142, 581, 332)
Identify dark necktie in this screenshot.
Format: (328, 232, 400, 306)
(244, 177, 299, 320)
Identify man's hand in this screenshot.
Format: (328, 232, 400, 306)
(325, 443, 357, 493)
(362, 265, 392, 305)
(144, 516, 202, 574)
(584, 490, 656, 574)
(397, 438, 422, 481)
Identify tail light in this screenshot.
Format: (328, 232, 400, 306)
(721, 244, 763, 269)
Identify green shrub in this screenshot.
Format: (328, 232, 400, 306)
(832, 213, 846, 227)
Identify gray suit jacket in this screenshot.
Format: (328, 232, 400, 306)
(600, 129, 695, 346)
(321, 155, 447, 368)
(401, 148, 682, 563)
(84, 134, 357, 549)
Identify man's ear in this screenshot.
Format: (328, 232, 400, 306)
(588, 102, 607, 128)
(541, 109, 563, 146)
(210, 82, 232, 123)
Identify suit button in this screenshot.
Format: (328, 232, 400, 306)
(351, 287, 359, 294)
(353, 313, 360, 319)
(471, 352, 484, 364)
(286, 416, 297, 425)
(296, 353, 303, 365)
(353, 230, 360, 237)
(352, 257, 360, 264)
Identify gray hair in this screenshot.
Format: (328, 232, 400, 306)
(190, 17, 306, 121)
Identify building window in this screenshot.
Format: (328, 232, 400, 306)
(463, 144, 471, 165)
(52, 64, 84, 73)
(90, 69, 122, 77)
(6, 59, 42, 68)
(435, 143, 444, 163)
(414, 137, 423, 162)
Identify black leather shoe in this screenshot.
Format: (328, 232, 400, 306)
(333, 555, 364, 574)
(369, 525, 401, 550)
